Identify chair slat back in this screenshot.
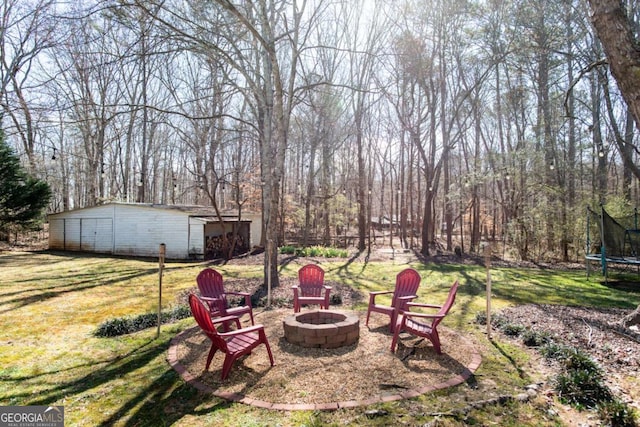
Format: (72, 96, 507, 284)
(432, 280, 459, 328)
(298, 264, 325, 297)
(188, 294, 228, 351)
(391, 268, 421, 310)
(197, 268, 227, 305)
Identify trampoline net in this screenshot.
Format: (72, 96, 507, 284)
(588, 206, 640, 259)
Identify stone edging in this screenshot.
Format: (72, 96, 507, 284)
(167, 327, 482, 411)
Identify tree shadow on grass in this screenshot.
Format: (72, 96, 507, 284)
(601, 279, 640, 293)
(99, 370, 232, 427)
(16, 337, 227, 426)
(0, 267, 158, 316)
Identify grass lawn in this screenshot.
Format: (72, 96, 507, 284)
(0, 250, 636, 426)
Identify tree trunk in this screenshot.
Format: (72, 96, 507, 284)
(587, 0, 640, 325)
(588, 0, 640, 129)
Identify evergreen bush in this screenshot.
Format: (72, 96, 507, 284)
(95, 305, 191, 337)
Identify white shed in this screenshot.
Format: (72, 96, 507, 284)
(48, 202, 262, 260)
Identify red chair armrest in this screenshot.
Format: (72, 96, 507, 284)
(211, 315, 241, 325)
(394, 295, 418, 309)
(199, 296, 225, 312)
(218, 324, 265, 337)
(226, 291, 250, 297)
(369, 290, 392, 304)
(406, 302, 442, 309)
(403, 312, 445, 320)
(370, 290, 392, 296)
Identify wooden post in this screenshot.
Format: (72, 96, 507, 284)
(484, 243, 492, 339)
(157, 243, 165, 338)
(267, 239, 272, 307)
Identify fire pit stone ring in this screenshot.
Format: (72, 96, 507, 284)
(283, 310, 360, 349)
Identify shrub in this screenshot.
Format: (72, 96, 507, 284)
(279, 245, 296, 255)
(474, 311, 488, 325)
(95, 305, 191, 337)
(279, 245, 348, 258)
(540, 342, 572, 360)
(475, 312, 519, 335)
(554, 369, 612, 409)
(500, 323, 526, 337)
(323, 247, 341, 258)
(597, 399, 638, 427)
(562, 347, 602, 374)
(491, 314, 509, 329)
(308, 246, 322, 257)
(521, 329, 552, 347)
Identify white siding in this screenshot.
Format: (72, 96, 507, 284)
(64, 219, 81, 251)
(95, 218, 114, 252)
(48, 219, 66, 250)
(80, 218, 97, 251)
(112, 205, 190, 259)
(47, 203, 259, 260)
(244, 213, 262, 247)
(49, 205, 115, 253)
(189, 219, 205, 257)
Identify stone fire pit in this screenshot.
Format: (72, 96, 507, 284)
(282, 310, 360, 349)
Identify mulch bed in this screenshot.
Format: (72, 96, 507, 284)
(495, 304, 640, 410)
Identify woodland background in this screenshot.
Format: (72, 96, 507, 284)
(2, 0, 639, 266)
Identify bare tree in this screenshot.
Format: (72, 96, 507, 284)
(0, 0, 56, 170)
(131, 0, 328, 285)
(587, 0, 640, 326)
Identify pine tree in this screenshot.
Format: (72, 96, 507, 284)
(0, 129, 51, 238)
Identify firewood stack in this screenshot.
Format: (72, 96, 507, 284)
(205, 233, 247, 259)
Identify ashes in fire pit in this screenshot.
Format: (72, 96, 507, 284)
(283, 310, 360, 349)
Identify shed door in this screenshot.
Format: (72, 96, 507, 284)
(65, 219, 81, 251)
(94, 218, 113, 253)
(81, 218, 113, 253)
(49, 219, 65, 250)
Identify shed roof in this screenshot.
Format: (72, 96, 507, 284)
(49, 202, 258, 219)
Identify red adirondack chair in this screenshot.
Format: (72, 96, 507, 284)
(292, 264, 332, 313)
(188, 294, 275, 380)
(196, 268, 255, 329)
(365, 268, 421, 332)
(390, 280, 459, 354)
